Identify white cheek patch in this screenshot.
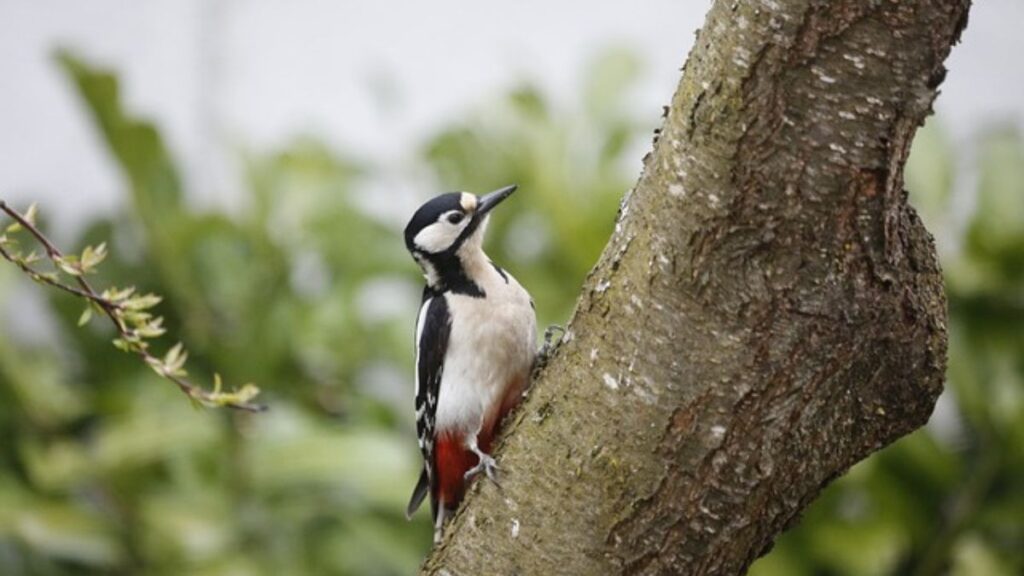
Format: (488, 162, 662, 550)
(413, 211, 472, 253)
(413, 222, 459, 253)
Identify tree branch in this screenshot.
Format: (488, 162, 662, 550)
(0, 199, 265, 412)
(422, 0, 967, 573)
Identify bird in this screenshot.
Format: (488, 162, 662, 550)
(402, 184, 537, 543)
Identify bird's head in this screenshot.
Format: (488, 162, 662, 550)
(404, 185, 517, 285)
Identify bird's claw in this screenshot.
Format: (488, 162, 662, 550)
(543, 324, 565, 350)
(464, 452, 501, 488)
(535, 325, 565, 372)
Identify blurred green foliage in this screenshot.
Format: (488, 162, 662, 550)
(0, 49, 637, 575)
(0, 45, 1021, 576)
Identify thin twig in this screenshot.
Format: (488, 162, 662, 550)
(0, 199, 265, 412)
(0, 241, 122, 306)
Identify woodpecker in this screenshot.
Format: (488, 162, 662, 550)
(403, 184, 536, 542)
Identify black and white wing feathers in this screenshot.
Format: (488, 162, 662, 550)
(406, 291, 451, 519)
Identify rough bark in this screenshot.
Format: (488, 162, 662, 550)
(422, 0, 967, 574)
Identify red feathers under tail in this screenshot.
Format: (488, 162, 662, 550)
(434, 426, 496, 512)
(431, 374, 528, 516)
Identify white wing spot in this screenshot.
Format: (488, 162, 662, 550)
(414, 298, 432, 400)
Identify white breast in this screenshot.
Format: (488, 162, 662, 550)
(435, 266, 536, 435)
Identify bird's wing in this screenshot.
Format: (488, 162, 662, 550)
(406, 291, 451, 520)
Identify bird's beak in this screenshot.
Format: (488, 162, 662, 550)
(475, 184, 517, 217)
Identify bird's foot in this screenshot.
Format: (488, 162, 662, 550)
(543, 324, 565, 350)
(464, 451, 501, 488)
(534, 325, 566, 371)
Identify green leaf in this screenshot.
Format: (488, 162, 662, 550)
(3, 202, 35, 234)
(135, 317, 166, 339)
(55, 255, 82, 276)
(124, 293, 162, 311)
(23, 202, 39, 227)
(79, 242, 107, 272)
(162, 343, 187, 376)
(207, 383, 260, 408)
(121, 310, 152, 325)
(77, 306, 93, 327)
(102, 285, 136, 302)
(111, 338, 131, 352)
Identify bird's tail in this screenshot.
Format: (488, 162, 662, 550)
(406, 468, 430, 520)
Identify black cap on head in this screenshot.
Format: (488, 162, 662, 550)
(404, 192, 464, 252)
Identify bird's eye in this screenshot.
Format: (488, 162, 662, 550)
(447, 213, 465, 225)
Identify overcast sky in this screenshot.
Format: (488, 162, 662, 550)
(1, 0, 1021, 233)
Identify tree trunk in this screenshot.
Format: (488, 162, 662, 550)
(422, 0, 968, 574)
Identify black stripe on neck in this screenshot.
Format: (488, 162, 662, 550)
(421, 250, 485, 298)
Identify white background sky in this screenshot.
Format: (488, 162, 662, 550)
(1, 0, 1022, 232)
